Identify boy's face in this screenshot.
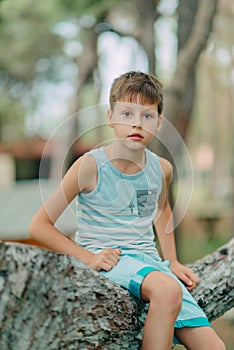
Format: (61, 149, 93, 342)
(108, 99, 162, 149)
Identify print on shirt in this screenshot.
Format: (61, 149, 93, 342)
(136, 188, 158, 217)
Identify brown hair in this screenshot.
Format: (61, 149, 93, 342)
(109, 71, 163, 114)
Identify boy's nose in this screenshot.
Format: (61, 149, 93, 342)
(132, 115, 142, 128)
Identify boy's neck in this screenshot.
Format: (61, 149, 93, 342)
(105, 143, 146, 174)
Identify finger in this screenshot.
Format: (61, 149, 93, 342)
(102, 248, 119, 259)
(185, 267, 199, 281)
(100, 254, 118, 269)
(186, 271, 199, 285)
(179, 273, 194, 288)
(95, 256, 113, 271)
(101, 262, 113, 271)
(105, 250, 121, 265)
(185, 279, 193, 288)
(184, 275, 199, 290)
(95, 254, 114, 271)
(98, 249, 121, 271)
(105, 255, 120, 268)
(111, 252, 121, 264)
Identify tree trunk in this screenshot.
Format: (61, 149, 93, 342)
(0, 238, 233, 349)
(135, 0, 158, 74)
(164, 0, 218, 124)
(149, 0, 219, 167)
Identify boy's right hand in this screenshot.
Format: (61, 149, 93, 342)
(87, 248, 122, 272)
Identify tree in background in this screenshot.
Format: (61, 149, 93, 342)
(0, 0, 219, 142)
(0, 0, 233, 238)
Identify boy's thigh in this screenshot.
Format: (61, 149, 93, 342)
(100, 254, 171, 300)
(101, 254, 210, 327)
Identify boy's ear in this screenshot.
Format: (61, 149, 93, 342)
(107, 108, 114, 128)
(156, 114, 163, 131)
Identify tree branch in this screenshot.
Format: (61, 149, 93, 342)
(0, 238, 233, 349)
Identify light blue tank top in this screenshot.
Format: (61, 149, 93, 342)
(75, 147, 162, 258)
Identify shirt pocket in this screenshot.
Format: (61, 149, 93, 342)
(136, 188, 158, 217)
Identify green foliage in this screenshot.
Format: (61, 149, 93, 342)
(57, 0, 123, 18)
(0, 0, 67, 141)
(0, 0, 63, 81)
(0, 0, 126, 142)
(0, 90, 25, 142)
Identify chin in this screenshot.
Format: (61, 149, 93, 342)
(125, 139, 146, 150)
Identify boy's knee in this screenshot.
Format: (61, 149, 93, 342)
(141, 271, 183, 312)
(215, 339, 226, 350)
(158, 277, 183, 313)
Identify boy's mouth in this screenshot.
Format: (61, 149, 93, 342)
(128, 133, 144, 141)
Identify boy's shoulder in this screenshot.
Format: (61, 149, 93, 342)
(73, 152, 98, 193)
(146, 149, 172, 174)
(158, 157, 173, 184)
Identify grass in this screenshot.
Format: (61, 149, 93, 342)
(177, 232, 230, 264)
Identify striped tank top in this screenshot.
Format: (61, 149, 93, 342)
(75, 147, 162, 258)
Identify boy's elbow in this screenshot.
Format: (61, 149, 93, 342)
(28, 220, 35, 239)
(28, 218, 39, 240)
(29, 213, 54, 242)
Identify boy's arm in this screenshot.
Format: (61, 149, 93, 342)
(29, 154, 121, 271)
(154, 158, 199, 290)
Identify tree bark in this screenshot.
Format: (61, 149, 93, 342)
(0, 238, 233, 349)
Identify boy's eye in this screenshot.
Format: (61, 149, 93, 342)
(122, 111, 131, 117)
(144, 113, 153, 119)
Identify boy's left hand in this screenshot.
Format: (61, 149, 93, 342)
(169, 260, 199, 291)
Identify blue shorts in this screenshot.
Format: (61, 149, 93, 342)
(97, 250, 210, 342)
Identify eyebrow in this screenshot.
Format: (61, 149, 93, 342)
(143, 108, 158, 113)
(118, 102, 157, 111)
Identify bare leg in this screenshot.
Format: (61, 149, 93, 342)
(175, 326, 226, 350)
(140, 271, 183, 350)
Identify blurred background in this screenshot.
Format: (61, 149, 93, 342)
(0, 0, 233, 348)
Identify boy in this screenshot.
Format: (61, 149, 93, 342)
(30, 71, 225, 349)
